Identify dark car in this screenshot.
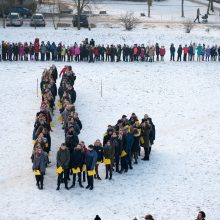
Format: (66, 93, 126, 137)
(5, 7, 32, 18)
(72, 15, 89, 28)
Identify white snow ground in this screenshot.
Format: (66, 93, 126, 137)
(0, 27, 220, 219)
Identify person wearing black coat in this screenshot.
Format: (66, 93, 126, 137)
(67, 85, 76, 104)
(65, 127, 79, 153)
(155, 43, 160, 61)
(85, 145, 97, 190)
(170, 43, 175, 61)
(94, 139, 103, 180)
(32, 147, 47, 190)
(70, 145, 84, 188)
(103, 128, 113, 146)
(56, 143, 70, 190)
(132, 128, 140, 164)
(141, 121, 151, 161)
(72, 112, 82, 130)
(177, 45, 182, 61)
(111, 132, 121, 173)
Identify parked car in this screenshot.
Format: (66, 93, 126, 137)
(30, 13, 46, 27)
(5, 7, 32, 18)
(6, 13, 23, 26)
(72, 15, 89, 28)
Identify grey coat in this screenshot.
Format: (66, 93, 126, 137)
(32, 153, 47, 175)
(56, 148, 70, 169)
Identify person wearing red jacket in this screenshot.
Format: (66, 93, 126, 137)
(59, 65, 68, 78)
(159, 46, 166, 61)
(183, 45, 189, 61)
(34, 38, 40, 61)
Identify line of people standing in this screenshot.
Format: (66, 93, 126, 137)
(31, 65, 58, 190)
(2, 38, 220, 63)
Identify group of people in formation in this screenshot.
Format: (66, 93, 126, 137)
(31, 65, 156, 191)
(1, 38, 220, 63)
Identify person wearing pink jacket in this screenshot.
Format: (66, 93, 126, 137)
(74, 44, 80, 62)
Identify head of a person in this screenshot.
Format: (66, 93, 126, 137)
(94, 139, 101, 146)
(106, 141, 111, 146)
(145, 214, 154, 220)
(197, 211, 206, 220)
(60, 143, 66, 150)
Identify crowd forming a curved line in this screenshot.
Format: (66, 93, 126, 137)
(31, 64, 156, 191)
(30, 66, 207, 220)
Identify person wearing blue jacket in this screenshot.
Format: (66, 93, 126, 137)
(85, 145, 97, 190)
(46, 41, 51, 61)
(196, 43, 203, 61)
(125, 126, 134, 170)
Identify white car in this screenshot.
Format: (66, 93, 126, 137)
(6, 12, 23, 27)
(30, 13, 46, 27)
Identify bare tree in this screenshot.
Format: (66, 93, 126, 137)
(1, 0, 6, 28)
(48, 0, 60, 29)
(147, 0, 153, 17)
(120, 12, 138, 31)
(207, 0, 214, 14)
(73, 0, 98, 30)
(181, 0, 184, 17)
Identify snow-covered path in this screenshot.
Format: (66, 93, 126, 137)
(0, 61, 220, 220)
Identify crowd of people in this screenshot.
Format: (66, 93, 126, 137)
(31, 64, 156, 191)
(31, 64, 58, 190)
(1, 38, 220, 63)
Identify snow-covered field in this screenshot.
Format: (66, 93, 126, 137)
(1, 14, 220, 220)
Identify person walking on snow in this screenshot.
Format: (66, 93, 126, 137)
(194, 8, 201, 23)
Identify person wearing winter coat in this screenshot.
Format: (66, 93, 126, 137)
(218, 46, 220, 61)
(46, 41, 51, 61)
(155, 43, 160, 61)
(125, 126, 134, 170)
(177, 45, 182, 61)
(75, 44, 80, 62)
(32, 147, 47, 190)
(65, 126, 79, 153)
(141, 121, 151, 161)
(196, 211, 206, 220)
(194, 8, 201, 23)
(170, 43, 175, 61)
(34, 38, 40, 61)
(103, 140, 115, 180)
(182, 45, 188, 61)
(19, 44, 25, 61)
(70, 144, 84, 188)
(196, 43, 203, 61)
(85, 145, 97, 190)
(40, 41, 47, 61)
(111, 131, 121, 173)
(132, 128, 140, 164)
(205, 45, 211, 61)
(103, 128, 113, 146)
(159, 46, 165, 61)
(56, 143, 70, 190)
(94, 139, 103, 180)
(119, 129, 128, 172)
